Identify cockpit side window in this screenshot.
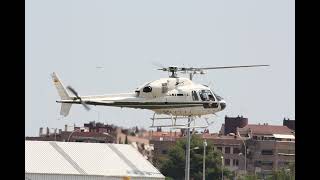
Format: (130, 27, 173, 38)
(192, 91, 199, 101)
(199, 90, 215, 101)
(143, 86, 152, 93)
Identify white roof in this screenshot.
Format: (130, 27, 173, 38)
(25, 141, 164, 178)
(273, 134, 295, 139)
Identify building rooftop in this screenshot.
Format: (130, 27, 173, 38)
(143, 131, 182, 137)
(201, 133, 242, 145)
(239, 124, 294, 135)
(25, 141, 164, 178)
(62, 131, 114, 138)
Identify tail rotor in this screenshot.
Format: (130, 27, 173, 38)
(66, 86, 91, 111)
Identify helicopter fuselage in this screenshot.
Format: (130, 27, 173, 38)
(55, 76, 226, 117)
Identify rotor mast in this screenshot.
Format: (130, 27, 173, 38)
(168, 67, 178, 78)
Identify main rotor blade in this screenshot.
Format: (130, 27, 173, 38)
(200, 64, 269, 70)
(152, 62, 168, 71)
(152, 62, 166, 68)
(67, 86, 80, 98)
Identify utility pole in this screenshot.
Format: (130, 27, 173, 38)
(237, 132, 247, 175)
(203, 139, 207, 180)
(221, 156, 224, 180)
(185, 116, 191, 180)
(185, 72, 194, 180)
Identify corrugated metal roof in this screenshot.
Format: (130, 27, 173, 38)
(273, 134, 295, 139)
(25, 141, 164, 178)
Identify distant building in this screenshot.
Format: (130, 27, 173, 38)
(26, 122, 157, 163)
(283, 118, 295, 131)
(84, 121, 117, 133)
(203, 133, 245, 173)
(148, 117, 295, 178)
(237, 124, 295, 177)
(117, 130, 153, 162)
(147, 130, 182, 166)
(25, 141, 165, 180)
(26, 123, 117, 143)
(224, 115, 248, 135)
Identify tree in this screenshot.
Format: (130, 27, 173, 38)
(130, 131, 136, 136)
(238, 174, 259, 180)
(159, 135, 233, 180)
(266, 162, 295, 180)
(238, 162, 295, 180)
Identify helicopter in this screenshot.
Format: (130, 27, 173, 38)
(52, 65, 269, 118)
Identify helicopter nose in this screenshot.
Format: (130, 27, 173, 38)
(220, 101, 226, 110)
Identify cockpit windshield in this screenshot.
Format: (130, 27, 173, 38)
(199, 90, 215, 101)
(213, 92, 223, 101)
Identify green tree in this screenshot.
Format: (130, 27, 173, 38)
(238, 162, 295, 180)
(266, 162, 295, 180)
(160, 135, 233, 180)
(238, 174, 259, 180)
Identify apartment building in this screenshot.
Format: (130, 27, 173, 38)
(203, 133, 245, 174)
(237, 124, 295, 177)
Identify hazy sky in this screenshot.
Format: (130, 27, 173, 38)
(26, 0, 295, 136)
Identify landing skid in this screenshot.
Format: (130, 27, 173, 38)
(149, 113, 215, 129)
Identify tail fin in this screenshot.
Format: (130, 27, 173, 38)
(51, 72, 72, 117)
(51, 72, 71, 100)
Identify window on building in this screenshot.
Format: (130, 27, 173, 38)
(264, 136, 275, 141)
(261, 150, 274, 155)
(162, 150, 168, 154)
(253, 136, 258, 140)
(261, 161, 273, 166)
(254, 161, 262, 167)
(234, 159, 239, 166)
(225, 147, 230, 154)
(217, 147, 222, 152)
(257, 136, 261, 140)
(233, 147, 240, 154)
(232, 159, 239, 166)
(225, 159, 230, 166)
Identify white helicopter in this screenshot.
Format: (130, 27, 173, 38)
(52, 65, 268, 120)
